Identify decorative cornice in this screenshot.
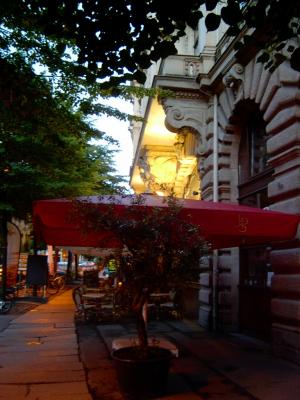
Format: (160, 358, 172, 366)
(175, 90, 204, 100)
(158, 88, 205, 102)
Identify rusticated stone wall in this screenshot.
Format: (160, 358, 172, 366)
(201, 59, 300, 362)
(260, 62, 300, 364)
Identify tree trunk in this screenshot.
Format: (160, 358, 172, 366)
(132, 290, 149, 349)
(136, 310, 148, 349)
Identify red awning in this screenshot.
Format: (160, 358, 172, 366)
(33, 195, 300, 250)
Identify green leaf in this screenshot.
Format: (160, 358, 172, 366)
(221, 4, 242, 26)
(186, 10, 203, 30)
(205, 13, 221, 31)
(227, 26, 241, 36)
(257, 52, 270, 63)
(205, 0, 218, 12)
(132, 70, 147, 84)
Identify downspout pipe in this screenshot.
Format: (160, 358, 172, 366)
(213, 94, 218, 203)
(212, 94, 218, 331)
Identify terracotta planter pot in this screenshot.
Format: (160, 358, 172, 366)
(111, 346, 173, 399)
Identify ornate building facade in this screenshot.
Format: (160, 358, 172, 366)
(129, 19, 300, 363)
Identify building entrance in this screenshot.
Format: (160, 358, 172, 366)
(239, 246, 272, 340)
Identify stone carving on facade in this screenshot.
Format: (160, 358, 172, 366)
(158, 96, 208, 198)
(160, 96, 205, 135)
(137, 147, 178, 195)
(184, 58, 202, 77)
(138, 155, 152, 185)
(173, 133, 185, 159)
(183, 128, 200, 157)
(222, 63, 244, 101)
(136, 94, 208, 198)
(171, 129, 199, 198)
(174, 135, 185, 160)
(138, 139, 200, 198)
(197, 155, 205, 178)
(173, 127, 201, 158)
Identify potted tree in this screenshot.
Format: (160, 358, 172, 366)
(74, 194, 209, 398)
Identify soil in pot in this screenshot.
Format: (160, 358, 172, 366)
(112, 345, 173, 399)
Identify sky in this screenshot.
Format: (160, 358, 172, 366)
(93, 98, 133, 186)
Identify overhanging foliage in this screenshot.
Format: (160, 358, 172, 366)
(0, 57, 126, 218)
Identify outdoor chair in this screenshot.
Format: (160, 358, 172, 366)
(72, 287, 98, 322)
(159, 289, 182, 319)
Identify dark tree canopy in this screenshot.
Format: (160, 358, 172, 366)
(1, 0, 299, 91)
(1, 0, 203, 86)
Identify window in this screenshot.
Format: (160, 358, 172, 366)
(236, 101, 272, 208)
(238, 109, 267, 183)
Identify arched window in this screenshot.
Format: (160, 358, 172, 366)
(239, 110, 267, 182)
(236, 101, 272, 208)
(234, 100, 274, 341)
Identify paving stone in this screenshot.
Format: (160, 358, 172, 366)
(0, 359, 84, 372)
(88, 365, 120, 397)
(28, 381, 92, 398)
(26, 394, 92, 400)
(0, 367, 86, 384)
(0, 384, 28, 399)
(0, 352, 80, 365)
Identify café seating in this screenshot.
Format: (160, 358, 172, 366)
(72, 286, 98, 321)
(73, 285, 118, 322)
(150, 289, 181, 320)
(98, 289, 116, 319)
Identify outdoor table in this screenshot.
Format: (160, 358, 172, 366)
(82, 292, 106, 300)
(82, 292, 106, 316)
(83, 291, 117, 320)
(150, 293, 170, 301)
(83, 287, 101, 293)
(149, 293, 172, 320)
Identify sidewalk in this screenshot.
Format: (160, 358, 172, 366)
(0, 289, 92, 400)
(82, 320, 300, 400)
(1, 289, 300, 400)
